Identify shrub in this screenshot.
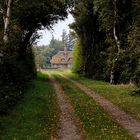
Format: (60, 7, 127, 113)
(72, 40, 84, 74)
(0, 43, 36, 114)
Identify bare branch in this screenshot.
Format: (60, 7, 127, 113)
(0, 8, 4, 14)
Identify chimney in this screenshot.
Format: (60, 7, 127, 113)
(64, 47, 68, 54)
(64, 47, 68, 52)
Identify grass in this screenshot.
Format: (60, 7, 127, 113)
(54, 74, 134, 140)
(0, 72, 59, 140)
(64, 72, 140, 121)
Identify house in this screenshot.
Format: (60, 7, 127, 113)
(50, 47, 73, 68)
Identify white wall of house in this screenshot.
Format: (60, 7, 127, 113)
(51, 63, 72, 68)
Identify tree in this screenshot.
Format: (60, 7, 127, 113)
(61, 29, 75, 50)
(67, 30, 75, 50)
(49, 36, 64, 54)
(61, 29, 67, 46)
(70, 0, 107, 79)
(111, 0, 133, 84)
(71, 0, 139, 85)
(34, 37, 65, 69)
(0, 0, 13, 43)
(0, 0, 71, 113)
(72, 39, 84, 73)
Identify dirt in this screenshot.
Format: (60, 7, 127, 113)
(49, 75, 84, 140)
(59, 74, 140, 140)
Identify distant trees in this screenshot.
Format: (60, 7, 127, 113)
(71, 0, 140, 87)
(49, 36, 64, 54)
(62, 29, 67, 46)
(34, 37, 64, 69)
(34, 30, 75, 69)
(61, 29, 75, 50)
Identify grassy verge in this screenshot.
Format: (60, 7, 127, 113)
(0, 72, 59, 140)
(64, 72, 140, 121)
(55, 75, 133, 140)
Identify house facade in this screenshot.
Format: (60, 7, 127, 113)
(50, 47, 73, 68)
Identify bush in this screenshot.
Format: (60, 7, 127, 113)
(72, 40, 84, 74)
(0, 43, 36, 114)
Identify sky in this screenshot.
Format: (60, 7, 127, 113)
(37, 14, 74, 46)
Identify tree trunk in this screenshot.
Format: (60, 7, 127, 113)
(18, 30, 34, 60)
(3, 0, 12, 43)
(110, 0, 121, 84)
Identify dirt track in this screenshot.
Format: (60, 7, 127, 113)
(59, 73, 140, 140)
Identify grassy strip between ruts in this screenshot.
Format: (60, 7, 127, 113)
(64, 72, 140, 121)
(54, 74, 134, 140)
(0, 72, 59, 140)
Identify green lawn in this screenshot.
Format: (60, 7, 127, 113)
(0, 72, 59, 140)
(64, 72, 140, 121)
(55, 74, 133, 140)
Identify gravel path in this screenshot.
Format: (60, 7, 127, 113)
(49, 75, 84, 140)
(59, 74, 140, 140)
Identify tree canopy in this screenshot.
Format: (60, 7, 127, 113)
(0, 0, 71, 113)
(0, 0, 140, 113)
(71, 0, 140, 86)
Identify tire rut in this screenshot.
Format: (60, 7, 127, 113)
(49, 75, 84, 140)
